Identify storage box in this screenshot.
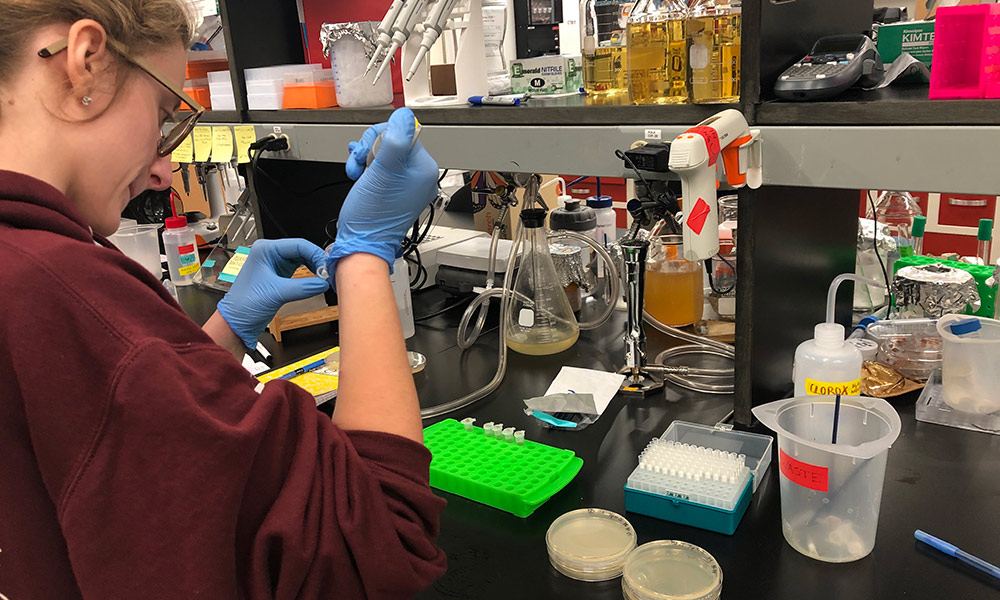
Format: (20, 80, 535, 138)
(929, 3, 1000, 99)
(876, 21, 935, 68)
(510, 54, 583, 95)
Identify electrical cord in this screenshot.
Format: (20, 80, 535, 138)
(705, 253, 736, 295)
(615, 148, 681, 233)
(414, 295, 475, 322)
(867, 190, 892, 294)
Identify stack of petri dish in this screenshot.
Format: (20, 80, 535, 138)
(546, 508, 637, 581)
(621, 540, 723, 600)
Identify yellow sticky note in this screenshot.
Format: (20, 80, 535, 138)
(210, 126, 234, 163)
(171, 133, 194, 163)
(233, 125, 257, 164)
(192, 126, 213, 162)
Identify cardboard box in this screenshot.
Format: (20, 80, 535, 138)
(510, 55, 583, 95)
(876, 21, 936, 68)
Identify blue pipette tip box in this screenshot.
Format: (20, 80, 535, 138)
(622, 421, 773, 536)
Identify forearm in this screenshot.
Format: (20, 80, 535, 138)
(203, 310, 247, 359)
(332, 253, 423, 443)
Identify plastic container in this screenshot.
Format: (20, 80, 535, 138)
(928, 3, 1000, 100)
(916, 369, 1000, 435)
(328, 22, 394, 108)
(627, 0, 689, 105)
(621, 541, 722, 600)
(687, 1, 741, 104)
(551, 199, 598, 310)
(793, 323, 863, 397)
(546, 508, 636, 581)
(108, 224, 162, 278)
(244, 64, 322, 110)
(623, 421, 772, 535)
(587, 195, 617, 247)
(282, 69, 337, 109)
(162, 216, 201, 286)
(181, 78, 211, 110)
(580, 0, 631, 98)
(422, 418, 584, 517)
(936, 314, 1000, 414)
(865, 318, 941, 381)
(753, 395, 902, 563)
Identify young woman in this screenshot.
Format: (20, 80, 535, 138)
(0, 2, 445, 598)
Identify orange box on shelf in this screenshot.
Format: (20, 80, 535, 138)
(282, 70, 338, 109)
(186, 59, 229, 81)
(181, 85, 212, 111)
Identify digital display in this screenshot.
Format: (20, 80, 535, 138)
(812, 37, 864, 54)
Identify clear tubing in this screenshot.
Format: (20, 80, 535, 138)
(644, 310, 736, 395)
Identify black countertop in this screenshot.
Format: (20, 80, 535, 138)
(176, 284, 1000, 600)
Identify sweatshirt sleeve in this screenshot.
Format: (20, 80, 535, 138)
(56, 339, 447, 600)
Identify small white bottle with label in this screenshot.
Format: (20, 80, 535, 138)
(162, 216, 201, 286)
(792, 323, 863, 397)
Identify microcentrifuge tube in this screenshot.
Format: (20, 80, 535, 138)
(483, 422, 495, 437)
(502, 427, 515, 442)
(514, 430, 525, 445)
(461, 417, 477, 432)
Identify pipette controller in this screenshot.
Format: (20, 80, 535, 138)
(405, 0, 460, 81)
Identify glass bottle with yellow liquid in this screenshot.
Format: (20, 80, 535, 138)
(688, 1, 741, 103)
(626, 0, 689, 105)
(580, 0, 631, 99)
(644, 235, 704, 327)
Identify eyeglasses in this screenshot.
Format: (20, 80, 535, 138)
(38, 38, 205, 157)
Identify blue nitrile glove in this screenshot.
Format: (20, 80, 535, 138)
(217, 238, 330, 348)
(326, 107, 439, 276)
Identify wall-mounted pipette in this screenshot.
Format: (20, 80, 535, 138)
(365, 0, 408, 77)
(372, 0, 431, 84)
(405, 0, 460, 81)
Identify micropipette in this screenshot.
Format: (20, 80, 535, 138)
(405, 0, 460, 81)
(372, 0, 430, 84)
(366, 116, 422, 167)
(365, 0, 408, 77)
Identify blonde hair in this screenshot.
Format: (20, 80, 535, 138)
(0, 0, 195, 87)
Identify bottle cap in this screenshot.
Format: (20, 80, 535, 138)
(912, 215, 926, 237)
(978, 219, 993, 241)
(586, 195, 613, 209)
(949, 317, 982, 336)
(814, 322, 846, 348)
(550, 199, 597, 231)
(520, 208, 548, 229)
(165, 216, 188, 229)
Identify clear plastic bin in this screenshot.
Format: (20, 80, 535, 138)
(210, 93, 236, 111)
(865, 318, 941, 381)
(754, 395, 901, 563)
(329, 26, 394, 108)
(936, 315, 1000, 414)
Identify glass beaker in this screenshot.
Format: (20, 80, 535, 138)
(644, 235, 704, 327)
(865, 191, 923, 258)
(580, 0, 632, 98)
(505, 209, 581, 355)
(627, 0, 689, 105)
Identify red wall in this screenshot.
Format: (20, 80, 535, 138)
(301, 0, 404, 94)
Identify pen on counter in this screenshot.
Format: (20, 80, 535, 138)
(468, 95, 521, 106)
(278, 358, 327, 380)
(915, 530, 1000, 581)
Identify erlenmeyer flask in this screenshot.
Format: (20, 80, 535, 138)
(505, 209, 581, 355)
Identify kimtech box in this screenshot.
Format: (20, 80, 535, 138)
(876, 21, 935, 68)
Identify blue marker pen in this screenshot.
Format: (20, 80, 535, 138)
(468, 95, 521, 106)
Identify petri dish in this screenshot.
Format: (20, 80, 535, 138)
(546, 508, 637, 581)
(622, 540, 722, 600)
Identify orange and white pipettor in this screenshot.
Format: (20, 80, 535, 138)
(668, 109, 761, 262)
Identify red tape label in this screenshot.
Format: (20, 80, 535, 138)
(178, 244, 195, 254)
(779, 448, 828, 492)
(686, 198, 712, 235)
(688, 126, 721, 166)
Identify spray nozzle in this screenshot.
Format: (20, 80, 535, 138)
(827, 273, 886, 325)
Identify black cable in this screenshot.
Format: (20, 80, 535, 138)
(413, 296, 475, 322)
(705, 254, 736, 295)
(249, 147, 292, 239)
(438, 168, 450, 184)
(868, 190, 891, 293)
(615, 148, 681, 233)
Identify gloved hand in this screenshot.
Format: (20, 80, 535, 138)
(327, 107, 439, 275)
(217, 238, 330, 348)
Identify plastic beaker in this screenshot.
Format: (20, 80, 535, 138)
(645, 235, 703, 327)
(328, 22, 394, 108)
(936, 314, 1000, 414)
(753, 395, 901, 563)
(108, 224, 162, 278)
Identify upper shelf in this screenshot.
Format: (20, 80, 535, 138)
(755, 85, 1000, 126)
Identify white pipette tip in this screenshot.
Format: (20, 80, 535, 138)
(405, 46, 430, 81)
(364, 47, 383, 77)
(372, 42, 399, 84)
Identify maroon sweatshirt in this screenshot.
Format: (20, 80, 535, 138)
(0, 171, 446, 599)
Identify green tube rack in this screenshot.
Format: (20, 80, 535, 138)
(423, 419, 584, 518)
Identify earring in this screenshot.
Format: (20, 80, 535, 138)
(81, 96, 92, 106)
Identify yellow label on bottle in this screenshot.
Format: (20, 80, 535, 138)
(804, 378, 861, 396)
(178, 262, 201, 276)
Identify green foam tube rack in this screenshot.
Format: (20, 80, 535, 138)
(423, 419, 584, 518)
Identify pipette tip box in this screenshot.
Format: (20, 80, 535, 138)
(623, 421, 773, 535)
(424, 418, 583, 518)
